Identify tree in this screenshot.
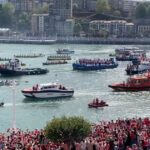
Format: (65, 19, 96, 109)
(17, 12, 31, 31)
(33, 3, 49, 14)
(0, 3, 15, 27)
(45, 116, 91, 147)
(135, 3, 147, 18)
(74, 22, 82, 36)
(113, 10, 121, 17)
(96, 0, 110, 14)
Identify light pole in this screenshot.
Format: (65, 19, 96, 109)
(12, 80, 16, 130)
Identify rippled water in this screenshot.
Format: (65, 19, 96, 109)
(0, 43, 150, 132)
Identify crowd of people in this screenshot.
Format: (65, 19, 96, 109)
(0, 117, 150, 150)
(77, 58, 116, 66)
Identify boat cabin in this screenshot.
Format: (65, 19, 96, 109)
(33, 83, 67, 91)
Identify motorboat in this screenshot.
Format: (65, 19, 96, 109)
(56, 49, 74, 54)
(88, 98, 108, 108)
(21, 83, 74, 99)
(115, 47, 146, 61)
(126, 61, 150, 75)
(72, 58, 118, 71)
(0, 59, 48, 76)
(108, 72, 150, 91)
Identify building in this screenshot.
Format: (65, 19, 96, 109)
(9, 0, 34, 12)
(31, 14, 49, 36)
(49, 0, 74, 36)
(89, 20, 135, 37)
(134, 19, 150, 37)
(119, 0, 150, 15)
(0, 0, 8, 4)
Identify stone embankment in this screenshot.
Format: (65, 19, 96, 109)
(1, 36, 150, 44)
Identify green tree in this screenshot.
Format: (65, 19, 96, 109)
(113, 10, 121, 17)
(45, 116, 91, 147)
(74, 22, 82, 36)
(33, 3, 49, 14)
(0, 3, 15, 27)
(135, 3, 147, 18)
(96, 0, 110, 14)
(17, 12, 31, 31)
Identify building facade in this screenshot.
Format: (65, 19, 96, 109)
(49, 0, 74, 36)
(9, 0, 34, 12)
(89, 20, 135, 37)
(31, 14, 49, 36)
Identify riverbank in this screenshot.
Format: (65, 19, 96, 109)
(1, 36, 150, 45)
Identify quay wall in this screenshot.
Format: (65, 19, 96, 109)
(1, 36, 150, 45)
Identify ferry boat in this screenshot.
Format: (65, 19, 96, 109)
(72, 58, 118, 71)
(14, 53, 45, 58)
(56, 49, 74, 54)
(47, 55, 71, 61)
(115, 47, 146, 61)
(126, 61, 150, 75)
(43, 60, 68, 65)
(108, 72, 150, 91)
(21, 83, 74, 99)
(88, 98, 108, 108)
(0, 59, 48, 76)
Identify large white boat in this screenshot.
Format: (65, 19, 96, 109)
(21, 83, 74, 99)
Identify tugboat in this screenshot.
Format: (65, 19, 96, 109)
(0, 59, 48, 76)
(56, 49, 74, 54)
(22, 82, 74, 99)
(88, 98, 108, 108)
(72, 58, 118, 71)
(108, 72, 150, 91)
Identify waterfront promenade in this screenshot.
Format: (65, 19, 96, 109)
(1, 36, 150, 44)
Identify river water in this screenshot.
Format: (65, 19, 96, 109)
(0, 43, 150, 132)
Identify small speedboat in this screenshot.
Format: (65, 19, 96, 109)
(88, 99, 108, 108)
(0, 102, 4, 107)
(56, 49, 74, 54)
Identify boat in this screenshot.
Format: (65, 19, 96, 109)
(14, 53, 45, 58)
(115, 47, 146, 61)
(43, 60, 68, 65)
(72, 58, 118, 71)
(88, 98, 108, 108)
(47, 55, 71, 60)
(21, 83, 74, 99)
(0, 102, 4, 107)
(108, 72, 150, 91)
(0, 59, 49, 76)
(126, 61, 150, 75)
(56, 49, 74, 54)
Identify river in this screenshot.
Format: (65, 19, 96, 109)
(0, 43, 150, 132)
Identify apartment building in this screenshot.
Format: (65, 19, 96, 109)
(31, 14, 49, 36)
(49, 0, 74, 36)
(9, 0, 34, 12)
(89, 20, 135, 37)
